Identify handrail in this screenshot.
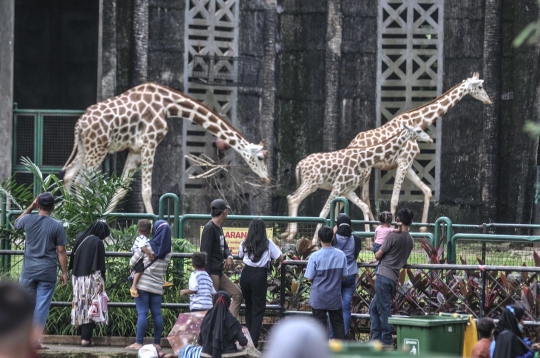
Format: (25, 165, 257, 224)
(448, 233, 540, 263)
(178, 214, 329, 239)
(434, 216, 453, 253)
(329, 197, 349, 227)
(158, 193, 180, 238)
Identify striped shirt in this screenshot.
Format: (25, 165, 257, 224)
(188, 270, 216, 311)
(130, 244, 171, 295)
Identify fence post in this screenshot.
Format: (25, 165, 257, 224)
(280, 261, 287, 317)
(480, 268, 486, 318)
(481, 224, 487, 264)
(434, 217, 453, 261)
(158, 193, 180, 239)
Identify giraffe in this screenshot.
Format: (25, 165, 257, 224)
(346, 72, 491, 229)
(280, 124, 433, 244)
(60, 83, 270, 214)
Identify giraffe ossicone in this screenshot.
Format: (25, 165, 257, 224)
(60, 83, 270, 214)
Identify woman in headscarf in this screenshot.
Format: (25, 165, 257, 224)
(264, 316, 329, 358)
(69, 220, 110, 346)
(238, 218, 283, 348)
(328, 213, 358, 339)
(126, 220, 172, 353)
(491, 305, 539, 358)
(198, 291, 248, 358)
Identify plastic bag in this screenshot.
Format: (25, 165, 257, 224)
(138, 344, 159, 358)
(88, 292, 108, 323)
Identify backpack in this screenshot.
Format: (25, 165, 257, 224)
(353, 234, 362, 259)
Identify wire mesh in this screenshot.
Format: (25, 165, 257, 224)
(42, 115, 79, 166)
(14, 114, 35, 163)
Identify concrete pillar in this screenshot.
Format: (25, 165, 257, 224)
(0, 0, 14, 181)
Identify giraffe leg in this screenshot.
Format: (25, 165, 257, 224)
(140, 145, 156, 215)
(344, 191, 372, 232)
(405, 167, 432, 232)
(311, 190, 341, 245)
(359, 172, 376, 222)
(105, 150, 142, 214)
(344, 191, 374, 249)
(281, 182, 318, 243)
(389, 163, 410, 225)
(62, 150, 85, 190)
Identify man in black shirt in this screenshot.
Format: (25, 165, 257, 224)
(200, 199, 243, 317)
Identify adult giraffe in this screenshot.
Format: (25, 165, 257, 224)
(60, 83, 270, 214)
(281, 124, 433, 243)
(348, 72, 491, 228)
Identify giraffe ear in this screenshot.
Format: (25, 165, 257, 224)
(472, 72, 479, 79)
(258, 140, 265, 147)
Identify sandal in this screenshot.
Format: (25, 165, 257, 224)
(162, 281, 173, 288)
(130, 287, 139, 298)
(125, 343, 143, 350)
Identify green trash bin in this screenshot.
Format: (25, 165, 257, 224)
(388, 315, 469, 356)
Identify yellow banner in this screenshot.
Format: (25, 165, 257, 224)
(200, 227, 273, 255)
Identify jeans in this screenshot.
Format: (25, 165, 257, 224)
(19, 277, 56, 329)
(312, 308, 345, 339)
(135, 289, 164, 345)
(240, 265, 268, 348)
(329, 274, 356, 338)
(372, 243, 381, 254)
(369, 274, 395, 345)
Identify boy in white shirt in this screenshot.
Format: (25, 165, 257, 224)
(129, 220, 154, 297)
(180, 252, 216, 311)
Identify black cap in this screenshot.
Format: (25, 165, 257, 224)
(210, 199, 231, 213)
(37, 192, 55, 209)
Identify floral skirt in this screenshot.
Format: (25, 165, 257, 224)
(71, 270, 108, 326)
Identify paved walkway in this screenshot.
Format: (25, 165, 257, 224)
(38, 336, 175, 358)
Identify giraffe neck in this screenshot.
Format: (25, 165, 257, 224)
(149, 83, 251, 152)
(348, 82, 468, 148)
(405, 81, 468, 129)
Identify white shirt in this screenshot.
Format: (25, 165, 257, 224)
(238, 239, 282, 267)
(188, 270, 216, 311)
(131, 234, 150, 253)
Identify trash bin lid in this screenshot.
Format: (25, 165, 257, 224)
(388, 315, 470, 327)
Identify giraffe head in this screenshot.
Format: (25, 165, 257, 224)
(463, 72, 492, 104)
(402, 123, 433, 143)
(240, 142, 270, 184)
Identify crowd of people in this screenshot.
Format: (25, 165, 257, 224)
(5, 193, 536, 358)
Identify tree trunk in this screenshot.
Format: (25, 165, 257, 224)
(481, 0, 502, 223)
(259, 0, 277, 215)
(323, 0, 342, 152)
(131, 0, 148, 86)
(127, 0, 148, 212)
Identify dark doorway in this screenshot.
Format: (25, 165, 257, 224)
(14, 0, 99, 110)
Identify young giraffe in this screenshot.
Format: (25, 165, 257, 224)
(280, 124, 433, 244)
(61, 83, 270, 214)
(347, 72, 491, 228)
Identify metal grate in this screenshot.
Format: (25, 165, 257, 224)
(42, 115, 79, 166)
(376, 0, 444, 201)
(190, 55, 260, 87)
(183, 0, 240, 193)
(13, 114, 35, 164)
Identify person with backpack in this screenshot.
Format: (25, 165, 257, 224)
(328, 213, 359, 339)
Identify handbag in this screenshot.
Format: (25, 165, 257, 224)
(88, 292, 108, 323)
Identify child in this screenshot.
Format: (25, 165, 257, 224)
(180, 252, 216, 311)
(198, 291, 248, 357)
(129, 219, 154, 297)
(472, 317, 495, 358)
(373, 211, 401, 254)
(305, 226, 348, 339)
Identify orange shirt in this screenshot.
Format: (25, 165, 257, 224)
(472, 338, 492, 358)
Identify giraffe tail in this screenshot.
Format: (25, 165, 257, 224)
(62, 122, 81, 169)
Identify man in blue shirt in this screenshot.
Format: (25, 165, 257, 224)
(15, 192, 67, 349)
(305, 226, 348, 339)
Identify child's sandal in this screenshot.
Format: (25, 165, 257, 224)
(130, 288, 139, 297)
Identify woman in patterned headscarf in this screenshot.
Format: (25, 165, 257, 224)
(69, 220, 110, 346)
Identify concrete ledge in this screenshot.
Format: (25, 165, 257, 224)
(43, 335, 172, 348)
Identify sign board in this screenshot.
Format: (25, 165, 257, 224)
(200, 227, 273, 255)
(404, 338, 419, 355)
